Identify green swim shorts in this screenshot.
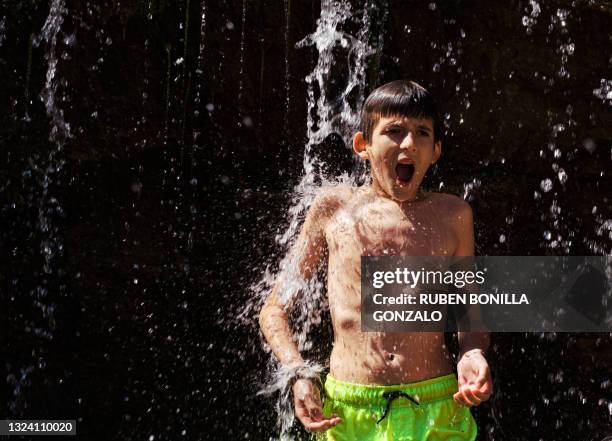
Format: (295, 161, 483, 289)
(316, 373, 477, 441)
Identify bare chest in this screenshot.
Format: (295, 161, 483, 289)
(326, 199, 456, 257)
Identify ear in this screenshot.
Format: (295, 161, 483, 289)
(431, 140, 442, 164)
(353, 132, 369, 161)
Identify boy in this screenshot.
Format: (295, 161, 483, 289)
(259, 80, 493, 440)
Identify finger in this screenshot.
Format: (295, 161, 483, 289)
(475, 381, 493, 401)
(459, 386, 476, 406)
(477, 377, 493, 396)
(464, 387, 482, 405)
(297, 411, 328, 429)
(296, 411, 315, 428)
(472, 388, 491, 402)
(453, 391, 469, 406)
(305, 417, 342, 433)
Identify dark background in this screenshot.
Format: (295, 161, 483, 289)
(1, 0, 612, 440)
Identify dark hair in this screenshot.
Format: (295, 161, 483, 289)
(360, 80, 443, 143)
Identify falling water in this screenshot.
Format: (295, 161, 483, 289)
(591, 64, 612, 255)
(8, 0, 71, 415)
(521, 0, 542, 34)
(237, 0, 247, 119)
(238, 1, 381, 439)
(283, 0, 291, 137)
(190, 0, 207, 181)
(529, 7, 581, 254)
(0, 15, 6, 46)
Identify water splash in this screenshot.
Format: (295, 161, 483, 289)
(190, 0, 206, 182)
(236, 1, 381, 439)
(283, 0, 291, 137)
(0, 16, 6, 47)
(522, 6, 579, 254)
(296, 0, 375, 149)
(594, 79, 612, 106)
(463, 178, 482, 201)
(9, 0, 71, 416)
(237, 0, 247, 118)
(521, 0, 541, 35)
(37, 0, 71, 146)
(35, 0, 70, 317)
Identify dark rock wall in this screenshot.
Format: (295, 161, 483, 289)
(1, 0, 611, 440)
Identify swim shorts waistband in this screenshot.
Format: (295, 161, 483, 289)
(324, 373, 458, 407)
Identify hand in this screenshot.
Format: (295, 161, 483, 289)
(292, 378, 342, 432)
(454, 350, 493, 407)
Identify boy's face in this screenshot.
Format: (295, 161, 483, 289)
(353, 115, 441, 202)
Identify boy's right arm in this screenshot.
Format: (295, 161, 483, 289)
(258, 192, 329, 365)
(258, 190, 343, 432)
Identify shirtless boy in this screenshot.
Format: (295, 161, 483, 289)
(259, 80, 493, 440)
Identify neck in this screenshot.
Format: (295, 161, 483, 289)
(368, 179, 427, 205)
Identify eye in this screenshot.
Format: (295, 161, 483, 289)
(385, 126, 401, 134)
(418, 130, 431, 137)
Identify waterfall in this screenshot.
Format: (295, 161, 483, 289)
(245, 1, 383, 439)
(8, 0, 71, 416)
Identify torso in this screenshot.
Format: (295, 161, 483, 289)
(323, 186, 462, 384)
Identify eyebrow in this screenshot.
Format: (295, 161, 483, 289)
(381, 121, 432, 132)
(416, 124, 432, 132)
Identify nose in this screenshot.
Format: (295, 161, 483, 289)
(400, 132, 418, 152)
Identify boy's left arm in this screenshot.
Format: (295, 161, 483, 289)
(452, 201, 493, 407)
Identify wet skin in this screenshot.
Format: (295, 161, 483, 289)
(259, 116, 493, 432)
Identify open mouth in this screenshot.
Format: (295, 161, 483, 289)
(395, 163, 415, 184)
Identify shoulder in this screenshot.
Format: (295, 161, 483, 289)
(428, 192, 473, 224)
(309, 183, 353, 219)
(428, 192, 474, 255)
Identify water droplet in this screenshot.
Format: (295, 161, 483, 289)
(582, 138, 596, 153)
(242, 116, 253, 127)
(544, 231, 552, 240)
(428, 2, 437, 10)
(558, 169, 567, 184)
(432, 63, 440, 72)
(206, 103, 215, 112)
(499, 234, 506, 243)
(540, 178, 553, 192)
(226, 21, 235, 30)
